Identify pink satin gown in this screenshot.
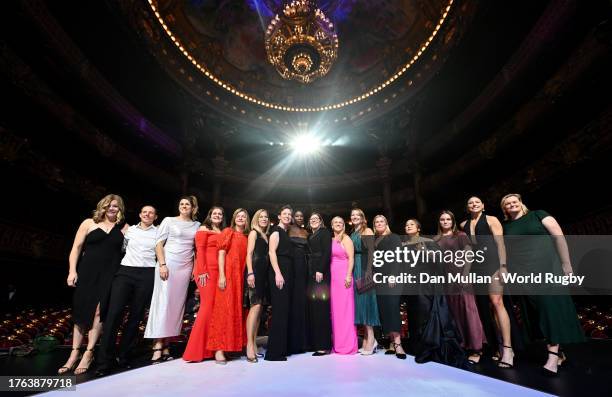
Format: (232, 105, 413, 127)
(330, 239, 358, 354)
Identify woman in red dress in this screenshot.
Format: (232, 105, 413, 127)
(206, 208, 250, 364)
(182, 206, 225, 362)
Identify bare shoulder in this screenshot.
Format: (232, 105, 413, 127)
(81, 218, 95, 228)
(198, 225, 210, 231)
(486, 215, 501, 225)
(459, 220, 467, 229)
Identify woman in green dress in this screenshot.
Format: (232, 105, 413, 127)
(501, 193, 585, 376)
(349, 208, 380, 355)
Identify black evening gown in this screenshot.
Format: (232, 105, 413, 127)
(289, 236, 310, 353)
(265, 226, 294, 361)
(307, 228, 332, 351)
(72, 224, 124, 330)
(244, 233, 270, 307)
(463, 215, 524, 354)
(402, 238, 467, 368)
(374, 234, 403, 334)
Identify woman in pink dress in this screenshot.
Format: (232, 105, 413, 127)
(329, 216, 358, 354)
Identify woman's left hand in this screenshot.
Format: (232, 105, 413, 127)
(218, 275, 227, 290)
(344, 275, 352, 288)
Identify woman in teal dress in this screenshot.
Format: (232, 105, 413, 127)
(349, 209, 380, 355)
(501, 193, 585, 376)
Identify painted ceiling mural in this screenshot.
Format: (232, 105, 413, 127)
(155, 0, 449, 107)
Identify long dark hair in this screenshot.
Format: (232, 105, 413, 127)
(202, 206, 226, 230)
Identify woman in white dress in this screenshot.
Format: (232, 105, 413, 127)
(145, 196, 200, 362)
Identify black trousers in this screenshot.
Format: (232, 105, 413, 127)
(265, 256, 293, 360)
(97, 266, 154, 368)
(289, 253, 309, 354)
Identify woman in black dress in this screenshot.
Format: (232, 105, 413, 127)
(245, 209, 270, 362)
(372, 214, 406, 359)
(403, 219, 465, 368)
(307, 212, 332, 356)
(288, 211, 310, 354)
(60, 194, 128, 375)
(265, 205, 295, 361)
(460, 196, 515, 368)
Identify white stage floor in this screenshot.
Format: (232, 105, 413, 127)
(43, 352, 554, 397)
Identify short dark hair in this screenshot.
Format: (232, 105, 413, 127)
(140, 205, 157, 213)
(278, 204, 293, 215)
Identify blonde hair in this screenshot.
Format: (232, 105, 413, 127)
(500, 193, 530, 220)
(92, 194, 125, 224)
(179, 195, 199, 221)
(373, 214, 391, 236)
(251, 209, 270, 237)
(351, 208, 368, 234)
(331, 216, 346, 242)
(231, 208, 251, 235)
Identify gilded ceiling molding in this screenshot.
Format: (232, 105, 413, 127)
(146, 0, 455, 112)
(114, 0, 476, 131)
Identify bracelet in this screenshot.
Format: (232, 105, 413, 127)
(247, 272, 254, 276)
(500, 263, 507, 268)
(159, 263, 167, 267)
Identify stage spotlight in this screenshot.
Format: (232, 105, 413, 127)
(291, 134, 321, 155)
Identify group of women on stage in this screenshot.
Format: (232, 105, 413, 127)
(61, 192, 584, 377)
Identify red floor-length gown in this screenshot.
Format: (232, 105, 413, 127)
(182, 230, 220, 361)
(206, 228, 248, 352)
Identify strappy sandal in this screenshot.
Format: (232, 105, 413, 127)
(541, 350, 561, 377)
(557, 348, 568, 368)
(497, 345, 514, 369)
(391, 342, 406, 360)
(58, 348, 81, 374)
(151, 348, 164, 364)
(74, 348, 95, 375)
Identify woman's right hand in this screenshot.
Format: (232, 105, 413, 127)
(159, 264, 169, 281)
(275, 272, 285, 289)
(67, 272, 78, 287)
(247, 273, 256, 288)
(197, 273, 209, 287)
(218, 275, 227, 290)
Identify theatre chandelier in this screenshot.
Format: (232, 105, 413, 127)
(264, 1, 339, 84)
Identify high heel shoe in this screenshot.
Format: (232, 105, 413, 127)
(246, 356, 259, 363)
(497, 345, 514, 369)
(361, 340, 379, 356)
(151, 348, 164, 364)
(557, 349, 568, 368)
(541, 350, 561, 377)
(467, 351, 483, 365)
(58, 348, 81, 375)
(389, 342, 406, 360)
(74, 349, 95, 375)
(161, 345, 174, 361)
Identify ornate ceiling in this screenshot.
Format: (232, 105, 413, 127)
(118, 0, 476, 131)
